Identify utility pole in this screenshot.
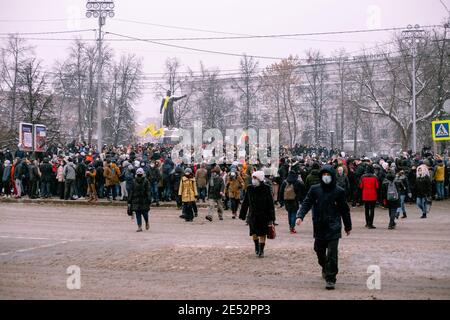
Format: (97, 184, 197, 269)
(401, 24, 426, 154)
(86, 1, 115, 152)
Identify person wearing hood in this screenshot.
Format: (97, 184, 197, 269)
(178, 167, 198, 222)
(296, 165, 352, 290)
(128, 168, 151, 232)
(162, 157, 174, 201)
(359, 165, 379, 229)
(279, 171, 306, 234)
(2, 160, 12, 198)
(335, 166, 350, 198)
(206, 166, 225, 221)
(172, 165, 184, 209)
(381, 172, 402, 229)
(224, 170, 245, 219)
(239, 170, 276, 258)
(305, 162, 321, 192)
(415, 164, 432, 218)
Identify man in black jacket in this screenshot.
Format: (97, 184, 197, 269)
(39, 157, 53, 198)
(296, 165, 352, 290)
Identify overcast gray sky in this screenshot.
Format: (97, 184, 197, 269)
(0, 0, 448, 123)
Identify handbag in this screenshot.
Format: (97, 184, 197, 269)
(268, 225, 276, 239)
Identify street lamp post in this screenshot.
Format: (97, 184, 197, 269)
(86, 1, 115, 152)
(402, 24, 426, 154)
(330, 130, 335, 151)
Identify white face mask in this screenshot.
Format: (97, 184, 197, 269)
(322, 175, 332, 184)
(252, 178, 260, 186)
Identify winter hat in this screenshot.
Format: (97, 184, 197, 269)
(136, 168, 145, 176)
(252, 170, 265, 182)
(184, 168, 192, 174)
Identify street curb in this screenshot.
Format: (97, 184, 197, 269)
(0, 198, 210, 208)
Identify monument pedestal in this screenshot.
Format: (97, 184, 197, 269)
(161, 127, 181, 145)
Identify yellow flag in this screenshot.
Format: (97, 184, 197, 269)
(140, 123, 165, 137)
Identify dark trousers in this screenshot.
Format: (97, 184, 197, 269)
(364, 201, 376, 226)
(314, 239, 339, 283)
(64, 179, 75, 200)
(388, 206, 397, 227)
(135, 210, 149, 227)
(2, 180, 11, 195)
(29, 180, 39, 198)
(230, 198, 240, 214)
(182, 202, 195, 220)
(57, 181, 64, 199)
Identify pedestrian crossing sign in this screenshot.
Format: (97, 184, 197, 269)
(432, 120, 450, 141)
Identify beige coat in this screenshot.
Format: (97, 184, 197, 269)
(195, 168, 208, 188)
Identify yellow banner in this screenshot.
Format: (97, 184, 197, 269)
(140, 124, 165, 138)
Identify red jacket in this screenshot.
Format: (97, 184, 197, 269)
(360, 175, 379, 201)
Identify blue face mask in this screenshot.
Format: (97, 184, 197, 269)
(322, 175, 332, 184)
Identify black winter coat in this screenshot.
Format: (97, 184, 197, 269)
(415, 176, 432, 198)
(297, 165, 352, 241)
(128, 176, 151, 212)
(39, 162, 53, 182)
(239, 184, 276, 236)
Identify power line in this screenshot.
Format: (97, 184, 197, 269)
(0, 29, 96, 36)
(114, 19, 444, 39)
(105, 31, 285, 60)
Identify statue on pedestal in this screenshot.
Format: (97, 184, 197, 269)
(160, 90, 187, 129)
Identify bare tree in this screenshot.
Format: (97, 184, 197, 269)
(353, 28, 449, 151)
(262, 56, 301, 147)
(16, 58, 60, 144)
(333, 49, 351, 150)
(103, 54, 143, 145)
(232, 54, 261, 129)
(303, 50, 331, 145)
(195, 62, 231, 131)
(1, 35, 34, 136)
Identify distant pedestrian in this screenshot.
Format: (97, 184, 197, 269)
(128, 168, 151, 232)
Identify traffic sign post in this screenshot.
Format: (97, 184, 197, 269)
(432, 120, 450, 141)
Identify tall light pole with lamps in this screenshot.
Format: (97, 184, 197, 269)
(86, 1, 115, 152)
(401, 24, 426, 154)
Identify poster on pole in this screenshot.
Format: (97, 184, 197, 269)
(34, 124, 47, 152)
(19, 122, 33, 152)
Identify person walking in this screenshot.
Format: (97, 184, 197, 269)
(296, 165, 352, 290)
(415, 164, 432, 219)
(394, 170, 411, 219)
(239, 170, 276, 258)
(359, 165, 379, 229)
(128, 168, 151, 232)
(195, 163, 208, 202)
(178, 167, 198, 222)
(381, 172, 401, 230)
(279, 170, 305, 234)
(206, 166, 225, 221)
(224, 170, 245, 219)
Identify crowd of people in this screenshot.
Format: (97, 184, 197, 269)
(1, 142, 449, 290)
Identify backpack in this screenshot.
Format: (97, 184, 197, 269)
(387, 181, 399, 201)
(284, 183, 296, 200)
